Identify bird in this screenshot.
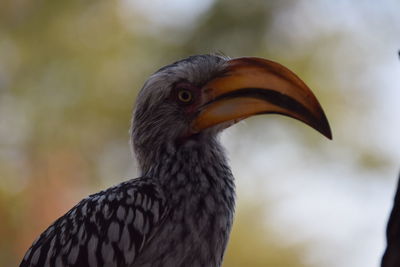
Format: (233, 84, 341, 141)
(20, 54, 332, 267)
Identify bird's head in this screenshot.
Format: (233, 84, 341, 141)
(131, 54, 331, 173)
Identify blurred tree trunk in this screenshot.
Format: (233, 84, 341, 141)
(381, 173, 400, 267)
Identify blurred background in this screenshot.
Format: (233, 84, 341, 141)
(0, 0, 399, 266)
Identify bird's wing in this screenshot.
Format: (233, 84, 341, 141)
(20, 177, 168, 267)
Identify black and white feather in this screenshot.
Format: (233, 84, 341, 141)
(21, 178, 168, 267)
(20, 54, 236, 267)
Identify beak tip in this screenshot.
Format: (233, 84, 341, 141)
(318, 115, 332, 140)
(323, 128, 333, 140)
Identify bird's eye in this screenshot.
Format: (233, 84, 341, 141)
(177, 90, 193, 103)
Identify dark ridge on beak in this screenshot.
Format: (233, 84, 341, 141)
(209, 88, 332, 139)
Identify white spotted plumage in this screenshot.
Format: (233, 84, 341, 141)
(20, 55, 236, 267)
(21, 178, 168, 267)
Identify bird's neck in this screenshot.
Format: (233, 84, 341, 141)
(139, 136, 235, 200)
(140, 136, 236, 266)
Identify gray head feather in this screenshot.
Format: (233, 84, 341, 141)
(131, 55, 229, 174)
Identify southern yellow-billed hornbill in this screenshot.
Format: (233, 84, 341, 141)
(20, 55, 331, 267)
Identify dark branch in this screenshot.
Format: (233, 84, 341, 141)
(382, 172, 400, 267)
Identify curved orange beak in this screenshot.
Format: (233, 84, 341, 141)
(191, 57, 332, 139)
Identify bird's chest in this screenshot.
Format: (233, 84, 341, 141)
(135, 174, 235, 267)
